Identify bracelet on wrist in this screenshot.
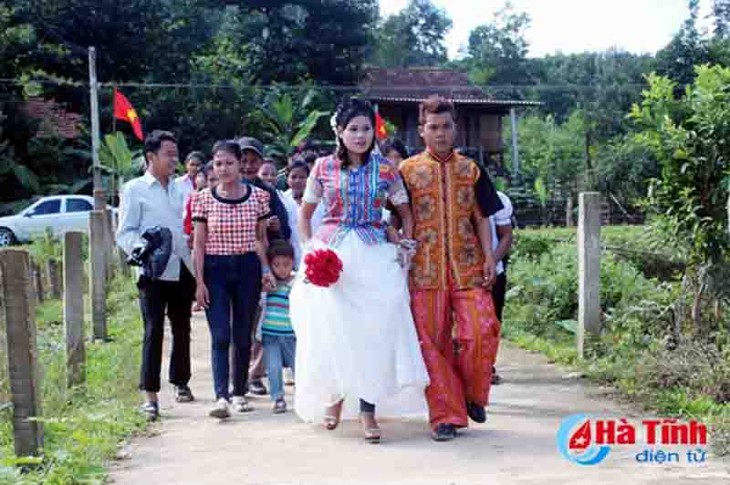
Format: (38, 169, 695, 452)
(262, 267, 271, 274)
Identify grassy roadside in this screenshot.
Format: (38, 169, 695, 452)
(502, 226, 729, 457)
(0, 276, 147, 484)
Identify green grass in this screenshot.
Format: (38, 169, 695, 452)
(0, 276, 146, 484)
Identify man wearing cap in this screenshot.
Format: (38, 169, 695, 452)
(238, 136, 291, 395)
(239, 137, 291, 242)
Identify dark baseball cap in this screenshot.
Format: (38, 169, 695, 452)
(237, 137, 264, 158)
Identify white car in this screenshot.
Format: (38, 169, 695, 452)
(0, 195, 115, 247)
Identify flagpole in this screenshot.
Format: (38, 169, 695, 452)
(112, 86, 116, 134)
(89, 46, 104, 210)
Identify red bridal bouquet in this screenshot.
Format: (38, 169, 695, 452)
(304, 249, 343, 287)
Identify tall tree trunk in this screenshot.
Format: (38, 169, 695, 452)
(691, 274, 707, 338)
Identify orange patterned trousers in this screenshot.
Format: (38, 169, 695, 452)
(411, 286, 501, 429)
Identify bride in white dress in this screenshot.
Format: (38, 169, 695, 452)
(290, 98, 429, 442)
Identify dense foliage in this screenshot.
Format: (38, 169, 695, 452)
(2, 0, 729, 216)
(506, 227, 729, 455)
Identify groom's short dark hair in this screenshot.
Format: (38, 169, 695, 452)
(419, 95, 456, 125)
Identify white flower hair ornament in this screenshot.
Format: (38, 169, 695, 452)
(330, 112, 340, 148)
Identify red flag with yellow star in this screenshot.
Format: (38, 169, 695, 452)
(375, 110, 388, 141)
(113, 89, 143, 141)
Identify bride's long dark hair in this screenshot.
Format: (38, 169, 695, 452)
(335, 98, 376, 169)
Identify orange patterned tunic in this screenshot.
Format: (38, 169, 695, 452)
(400, 150, 490, 291)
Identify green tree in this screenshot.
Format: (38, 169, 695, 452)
(712, 0, 730, 38)
(530, 51, 655, 127)
(630, 66, 730, 336)
(13, 0, 221, 82)
(507, 112, 586, 186)
(463, 2, 532, 88)
(503, 111, 586, 224)
(656, 0, 711, 88)
(233, 0, 377, 84)
(370, 0, 452, 68)
(591, 134, 657, 210)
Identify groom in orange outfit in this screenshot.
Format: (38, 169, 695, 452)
(399, 95, 503, 442)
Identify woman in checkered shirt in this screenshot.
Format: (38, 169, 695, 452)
(191, 140, 277, 419)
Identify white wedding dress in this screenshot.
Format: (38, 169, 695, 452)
(289, 154, 429, 422)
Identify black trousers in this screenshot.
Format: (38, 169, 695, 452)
(137, 266, 195, 393)
(491, 272, 507, 322)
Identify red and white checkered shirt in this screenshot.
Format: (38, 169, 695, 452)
(191, 185, 271, 255)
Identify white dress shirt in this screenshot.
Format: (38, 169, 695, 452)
(283, 189, 325, 260)
(284, 188, 325, 233)
(279, 190, 302, 268)
(490, 191, 514, 276)
(116, 171, 192, 281)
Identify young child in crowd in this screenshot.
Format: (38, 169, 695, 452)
(258, 159, 279, 187)
(204, 161, 219, 190)
(259, 239, 297, 413)
(184, 162, 210, 243)
(186, 163, 215, 312)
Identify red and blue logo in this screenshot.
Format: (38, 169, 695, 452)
(557, 414, 709, 466)
(557, 414, 612, 466)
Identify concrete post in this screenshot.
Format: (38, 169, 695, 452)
(89, 210, 107, 341)
(577, 192, 602, 358)
(63, 232, 85, 387)
(0, 249, 43, 457)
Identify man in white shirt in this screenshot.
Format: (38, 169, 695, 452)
(174, 151, 205, 203)
(116, 130, 196, 421)
(490, 190, 514, 385)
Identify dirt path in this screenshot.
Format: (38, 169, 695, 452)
(109, 314, 728, 484)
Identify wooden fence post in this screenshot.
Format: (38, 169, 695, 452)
(32, 262, 44, 303)
(118, 248, 131, 277)
(46, 259, 62, 300)
(566, 196, 574, 227)
(89, 210, 107, 341)
(111, 210, 131, 278)
(0, 249, 43, 457)
(63, 232, 85, 387)
(104, 209, 116, 281)
(577, 192, 602, 358)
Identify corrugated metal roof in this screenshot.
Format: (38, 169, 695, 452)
(360, 68, 541, 108)
(365, 94, 541, 107)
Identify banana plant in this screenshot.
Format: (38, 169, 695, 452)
(257, 88, 329, 163)
(98, 131, 145, 200)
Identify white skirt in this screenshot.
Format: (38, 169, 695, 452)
(290, 232, 429, 422)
